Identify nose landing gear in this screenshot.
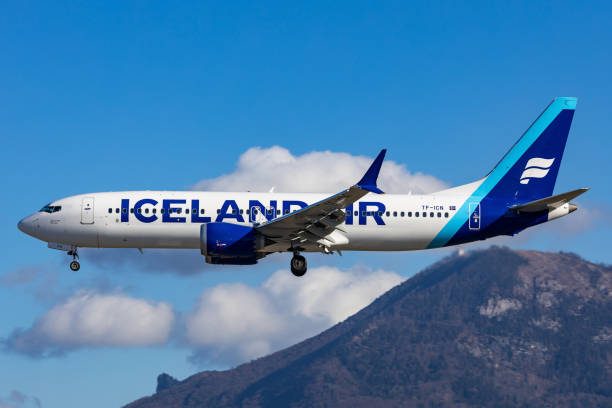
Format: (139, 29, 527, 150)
(290, 253, 307, 277)
(68, 248, 80, 271)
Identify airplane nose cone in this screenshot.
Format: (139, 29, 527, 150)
(17, 215, 37, 236)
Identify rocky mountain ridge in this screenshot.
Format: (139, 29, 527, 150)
(126, 247, 612, 407)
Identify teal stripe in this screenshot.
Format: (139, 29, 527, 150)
(427, 97, 577, 249)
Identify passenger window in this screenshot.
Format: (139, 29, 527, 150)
(217, 209, 221, 214)
(114, 208, 119, 214)
(240, 209, 244, 214)
(178, 208, 182, 214)
(361, 211, 366, 216)
(354, 211, 358, 216)
(422, 212, 427, 217)
(108, 208, 112, 214)
(437, 212, 441, 218)
(445, 212, 449, 218)
(252, 209, 258, 214)
(160, 208, 165, 214)
(130, 208, 134, 213)
(137, 208, 142, 214)
(378, 211, 383, 216)
(401, 212, 405, 217)
(386, 211, 390, 216)
(393, 211, 397, 217)
(285, 210, 289, 214)
(246, 209, 250, 215)
(153, 208, 157, 214)
(267, 209, 271, 215)
(145, 208, 149, 214)
(415, 212, 419, 217)
(408, 211, 412, 217)
(192, 209, 196, 214)
(430, 212, 434, 218)
(122, 208, 127, 214)
(201, 209, 205, 214)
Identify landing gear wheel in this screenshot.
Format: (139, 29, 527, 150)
(290, 254, 307, 277)
(68, 247, 80, 271)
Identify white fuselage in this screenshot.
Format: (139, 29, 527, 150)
(18, 189, 472, 253)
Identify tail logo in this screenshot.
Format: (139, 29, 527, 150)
(520, 157, 555, 184)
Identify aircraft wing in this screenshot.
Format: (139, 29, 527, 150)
(255, 149, 387, 251)
(509, 188, 589, 213)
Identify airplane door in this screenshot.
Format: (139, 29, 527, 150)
(81, 197, 95, 224)
(469, 202, 480, 230)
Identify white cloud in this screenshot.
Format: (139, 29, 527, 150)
(185, 283, 286, 360)
(185, 265, 404, 366)
(3, 291, 175, 357)
(2, 263, 403, 365)
(192, 146, 447, 194)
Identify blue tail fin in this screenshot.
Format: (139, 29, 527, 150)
(484, 97, 577, 204)
(428, 97, 578, 249)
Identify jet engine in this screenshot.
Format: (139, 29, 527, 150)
(200, 222, 264, 265)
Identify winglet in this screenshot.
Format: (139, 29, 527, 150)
(356, 149, 386, 194)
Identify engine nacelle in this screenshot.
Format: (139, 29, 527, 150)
(200, 222, 262, 265)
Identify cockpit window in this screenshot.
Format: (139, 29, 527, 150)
(40, 204, 62, 213)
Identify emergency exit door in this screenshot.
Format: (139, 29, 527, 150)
(81, 197, 95, 224)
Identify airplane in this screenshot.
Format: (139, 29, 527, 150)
(18, 97, 588, 277)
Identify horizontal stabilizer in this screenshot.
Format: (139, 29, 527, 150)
(509, 188, 589, 213)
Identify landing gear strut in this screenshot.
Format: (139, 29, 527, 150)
(290, 253, 307, 277)
(68, 247, 80, 271)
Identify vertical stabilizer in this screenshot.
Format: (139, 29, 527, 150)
(484, 97, 577, 203)
(428, 97, 578, 249)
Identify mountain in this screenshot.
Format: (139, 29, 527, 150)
(125, 247, 612, 408)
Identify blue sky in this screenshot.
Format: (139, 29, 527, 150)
(1, 2, 611, 407)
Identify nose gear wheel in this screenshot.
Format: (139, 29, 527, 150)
(68, 248, 80, 271)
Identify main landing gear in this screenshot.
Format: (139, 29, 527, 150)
(290, 253, 307, 277)
(68, 247, 80, 271)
